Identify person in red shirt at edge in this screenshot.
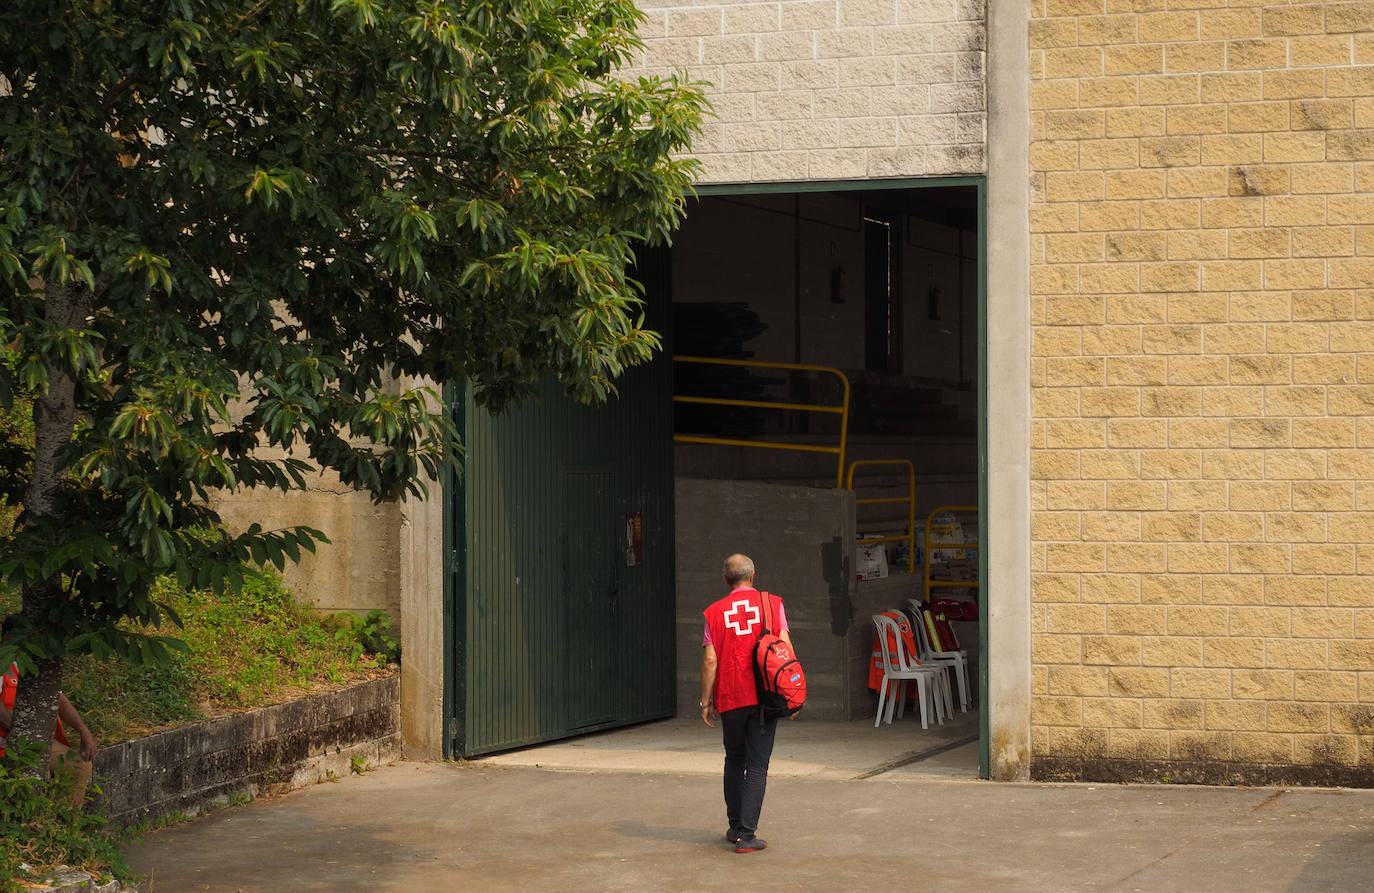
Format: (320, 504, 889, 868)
(700, 553, 795, 854)
(0, 662, 99, 807)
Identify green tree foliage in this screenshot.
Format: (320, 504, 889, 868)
(0, 0, 705, 764)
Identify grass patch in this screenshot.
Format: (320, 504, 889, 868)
(0, 570, 396, 743)
(61, 573, 397, 743)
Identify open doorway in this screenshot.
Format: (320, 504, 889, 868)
(668, 180, 987, 776)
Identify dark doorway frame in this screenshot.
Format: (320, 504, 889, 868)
(689, 176, 990, 778)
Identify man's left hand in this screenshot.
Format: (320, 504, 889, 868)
(78, 726, 97, 762)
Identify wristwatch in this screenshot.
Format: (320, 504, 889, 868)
(699, 700, 710, 709)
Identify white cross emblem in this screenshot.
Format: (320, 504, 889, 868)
(724, 599, 761, 636)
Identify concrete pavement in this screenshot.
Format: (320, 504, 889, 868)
(125, 713, 1374, 892)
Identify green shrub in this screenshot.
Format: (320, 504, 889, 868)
(338, 609, 401, 664)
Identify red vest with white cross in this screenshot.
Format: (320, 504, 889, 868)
(704, 588, 783, 713)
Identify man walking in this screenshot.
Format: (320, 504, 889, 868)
(700, 553, 794, 854)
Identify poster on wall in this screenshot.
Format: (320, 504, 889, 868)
(625, 511, 643, 567)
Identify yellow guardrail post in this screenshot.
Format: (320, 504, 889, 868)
(847, 459, 917, 574)
(922, 504, 979, 603)
(672, 356, 851, 488)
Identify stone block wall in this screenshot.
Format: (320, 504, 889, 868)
(1029, 0, 1374, 784)
(92, 676, 400, 824)
(625, 0, 988, 182)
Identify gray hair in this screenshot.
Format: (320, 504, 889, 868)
(722, 554, 756, 586)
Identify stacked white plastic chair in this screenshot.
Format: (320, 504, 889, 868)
(907, 598, 970, 712)
(870, 613, 950, 730)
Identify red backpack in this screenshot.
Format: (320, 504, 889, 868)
(752, 591, 806, 720)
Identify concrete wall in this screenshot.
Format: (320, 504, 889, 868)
(399, 478, 446, 761)
(1029, 0, 1374, 784)
(211, 374, 446, 762)
(984, 0, 1034, 782)
(211, 481, 402, 621)
(675, 478, 976, 722)
(210, 468, 445, 762)
(625, 0, 988, 183)
(93, 677, 400, 825)
(675, 477, 858, 719)
(398, 378, 447, 762)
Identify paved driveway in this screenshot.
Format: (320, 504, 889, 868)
(125, 716, 1374, 892)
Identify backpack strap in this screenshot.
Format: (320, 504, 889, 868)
(758, 590, 774, 635)
(754, 590, 774, 724)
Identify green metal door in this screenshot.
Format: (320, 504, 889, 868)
(564, 470, 619, 729)
(449, 251, 676, 757)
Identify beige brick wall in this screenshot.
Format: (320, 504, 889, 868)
(1030, 0, 1374, 779)
(626, 0, 988, 182)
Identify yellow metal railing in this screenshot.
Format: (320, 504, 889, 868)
(923, 504, 979, 603)
(672, 356, 851, 488)
(847, 459, 917, 574)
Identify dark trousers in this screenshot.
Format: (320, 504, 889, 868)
(720, 706, 778, 838)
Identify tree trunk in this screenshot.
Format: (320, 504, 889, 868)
(10, 282, 89, 776)
(7, 654, 63, 773)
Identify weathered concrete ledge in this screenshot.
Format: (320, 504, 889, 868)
(1033, 755, 1374, 788)
(92, 675, 400, 824)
